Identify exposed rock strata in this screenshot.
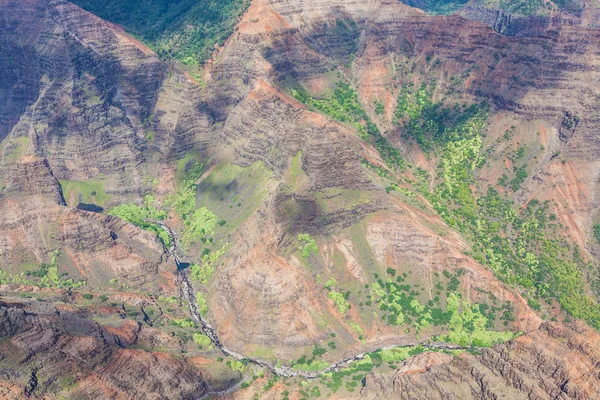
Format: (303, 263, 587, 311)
(0, 302, 218, 400)
(360, 322, 600, 399)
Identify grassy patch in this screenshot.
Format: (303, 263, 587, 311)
(108, 195, 172, 249)
(1, 136, 29, 163)
(60, 179, 111, 207)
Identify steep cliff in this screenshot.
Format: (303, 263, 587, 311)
(2, 0, 600, 398)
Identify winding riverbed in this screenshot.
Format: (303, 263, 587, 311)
(158, 223, 471, 380)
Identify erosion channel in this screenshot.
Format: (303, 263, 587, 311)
(156, 223, 483, 380)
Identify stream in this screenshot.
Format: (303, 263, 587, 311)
(157, 223, 472, 380)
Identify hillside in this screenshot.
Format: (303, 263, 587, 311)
(1, 0, 600, 399)
(72, 0, 250, 66)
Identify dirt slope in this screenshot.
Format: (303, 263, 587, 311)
(1, 0, 600, 398)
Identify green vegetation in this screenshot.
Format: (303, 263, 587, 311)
(328, 291, 350, 314)
(72, 0, 250, 66)
(298, 234, 319, 258)
(182, 207, 218, 244)
(193, 332, 213, 349)
(367, 269, 513, 343)
(110, 159, 229, 286)
(60, 179, 110, 207)
(400, 0, 577, 15)
(158, 295, 178, 304)
(394, 83, 600, 328)
(228, 360, 246, 373)
(108, 195, 172, 249)
(172, 318, 196, 328)
(291, 83, 404, 170)
(22, 250, 86, 289)
(0, 269, 31, 285)
(190, 243, 230, 284)
(165, 161, 224, 251)
(1, 136, 29, 162)
(394, 81, 488, 153)
(293, 360, 329, 372)
(196, 291, 209, 316)
(195, 161, 272, 234)
(313, 344, 464, 394)
(292, 346, 330, 372)
(324, 278, 336, 290)
(438, 293, 515, 346)
(165, 161, 205, 219)
(323, 278, 350, 314)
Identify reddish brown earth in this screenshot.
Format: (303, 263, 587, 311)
(1, 0, 600, 398)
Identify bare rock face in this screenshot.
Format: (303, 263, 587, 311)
(0, 0, 202, 289)
(0, 302, 218, 399)
(2, 157, 65, 205)
(0, 0, 209, 198)
(360, 322, 600, 399)
(458, 6, 580, 37)
(2, 0, 600, 398)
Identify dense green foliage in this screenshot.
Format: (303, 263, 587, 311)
(323, 278, 351, 314)
(72, 0, 250, 65)
(196, 291, 209, 316)
(172, 318, 196, 328)
(440, 293, 514, 346)
(394, 81, 488, 153)
(298, 233, 319, 258)
(396, 84, 600, 328)
(165, 162, 222, 249)
(108, 195, 173, 249)
(193, 332, 213, 349)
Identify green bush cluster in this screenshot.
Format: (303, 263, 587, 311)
(22, 250, 86, 289)
(328, 291, 350, 314)
(439, 293, 516, 347)
(323, 277, 350, 314)
(196, 292, 209, 316)
(402, 91, 600, 328)
(172, 318, 196, 328)
(108, 195, 172, 249)
(367, 270, 515, 342)
(190, 243, 229, 284)
(72, 0, 250, 66)
(298, 234, 319, 258)
(291, 83, 404, 170)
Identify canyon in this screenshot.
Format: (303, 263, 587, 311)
(1, 0, 600, 398)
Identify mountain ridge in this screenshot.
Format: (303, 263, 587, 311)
(1, 0, 600, 398)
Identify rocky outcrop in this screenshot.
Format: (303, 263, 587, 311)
(0, 302, 219, 399)
(458, 6, 580, 37)
(2, 0, 600, 398)
(0, 0, 210, 201)
(360, 322, 600, 399)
